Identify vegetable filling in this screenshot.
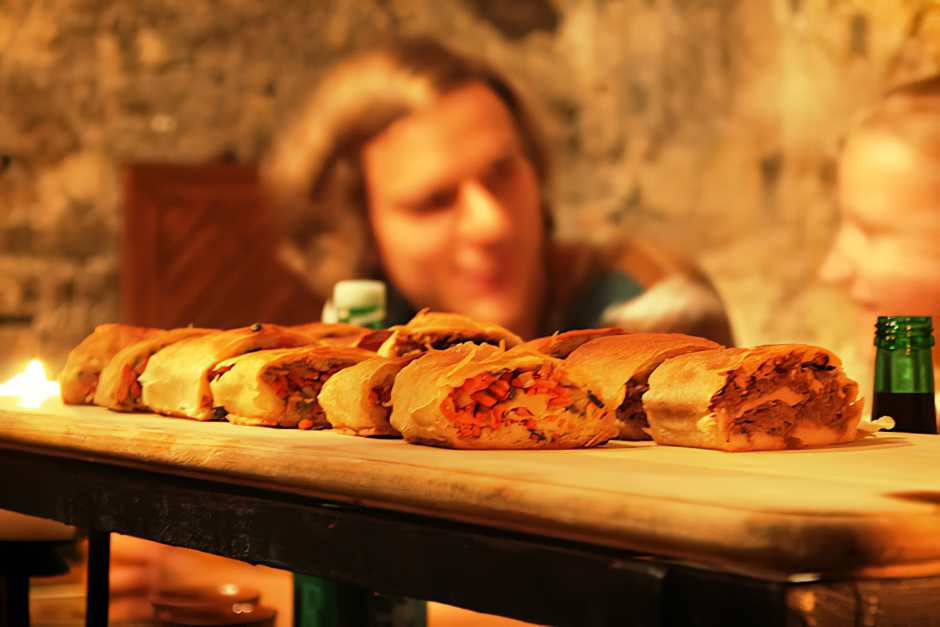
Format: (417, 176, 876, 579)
(262, 363, 346, 429)
(439, 364, 603, 442)
(121, 355, 153, 407)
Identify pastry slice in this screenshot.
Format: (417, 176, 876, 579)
(60, 323, 162, 404)
(288, 322, 373, 347)
(378, 310, 522, 358)
(518, 328, 626, 359)
(319, 354, 419, 436)
(643, 344, 863, 451)
(390, 343, 617, 449)
(139, 323, 313, 420)
(209, 346, 373, 428)
(566, 333, 721, 439)
(94, 327, 218, 411)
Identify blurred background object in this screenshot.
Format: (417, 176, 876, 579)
(120, 163, 314, 329)
(819, 72, 940, 420)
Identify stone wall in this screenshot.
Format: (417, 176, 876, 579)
(1, 0, 939, 382)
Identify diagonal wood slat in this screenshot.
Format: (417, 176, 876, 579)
(122, 163, 323, 330)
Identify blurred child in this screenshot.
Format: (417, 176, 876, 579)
(821, 74, 940, 410)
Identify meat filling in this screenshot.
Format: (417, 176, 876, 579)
(440, 364, 601, 442)
(711, 352, 858, 441)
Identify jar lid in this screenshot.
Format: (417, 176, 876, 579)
(332, 280, 386, 310)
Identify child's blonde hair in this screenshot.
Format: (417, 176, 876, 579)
(848, 74, 940, 159)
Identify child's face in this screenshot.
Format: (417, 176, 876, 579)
(821, 131, 940, 315)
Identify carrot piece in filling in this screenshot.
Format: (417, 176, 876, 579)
(441, 367, 585, 441)
(259, 363, 347, 427)
(471, 390, 499, 408)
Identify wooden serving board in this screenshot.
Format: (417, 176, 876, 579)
(2, 397, 940, 579)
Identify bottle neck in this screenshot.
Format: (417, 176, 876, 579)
(873, 316, 936, 394)
(874, 345, 936, 393)
(874, 316, 934, 350)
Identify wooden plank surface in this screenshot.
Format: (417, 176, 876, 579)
(2, 398, 940, 578)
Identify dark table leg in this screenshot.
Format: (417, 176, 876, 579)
(1, 573, 29, 627)
(0, 539, 72, 627)
(86, 530, 110, 627)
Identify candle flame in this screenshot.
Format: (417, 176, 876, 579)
(0, 359, 60, 408)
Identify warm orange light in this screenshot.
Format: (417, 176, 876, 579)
(0, 359, 60, 408)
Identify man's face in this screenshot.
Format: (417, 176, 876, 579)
(821, 132, 940, 316)
(362, 82, 545, 332)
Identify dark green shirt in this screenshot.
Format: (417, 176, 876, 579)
(384, 269, 646, 336)
(553, 269, 644, 333)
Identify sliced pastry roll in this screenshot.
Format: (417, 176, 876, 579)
(390, 343, 617, 449)
(643, 344, 864, 451)
(377, 310, 522, 358)
(319, 354, 419, 437)
(94, 327, 218, 411)
(60, 323, 162, 404)
(518, 327, 626, 359)
(566, 333, 721, 440)
(209, 346, 373, 428)
(140, 323, 313, 420)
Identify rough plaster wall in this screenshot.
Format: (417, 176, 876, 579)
(1, 0, 939, 384)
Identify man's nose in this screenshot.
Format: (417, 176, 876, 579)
(455, 179, 513, 244)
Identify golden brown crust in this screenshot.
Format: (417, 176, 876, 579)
(644, 345, 863, 451)
(390, 343, 617, 449)
(139, 324, 314, 420)
(517, 328, 626, 359)
(94, 328, 218, 411)
(356, 329, 394, 352)
(288, 322, 372, 347)
(378, 310, 523, 358)
(210, 346, 373, 428)
(566, 333, 722, 440)
(59, 324, 163, 404)
(644, 346, 799, 423)
(320, 354, 418, 436)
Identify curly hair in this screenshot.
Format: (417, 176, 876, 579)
(262, 37, 550, 301)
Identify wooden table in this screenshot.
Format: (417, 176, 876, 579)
(2, 398, 940, 626)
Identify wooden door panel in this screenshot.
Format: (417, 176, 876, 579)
(122, 163, 322, 329)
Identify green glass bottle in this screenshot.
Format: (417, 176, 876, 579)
(871, 316, 937, 434)
(294, 280, 426, 627)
